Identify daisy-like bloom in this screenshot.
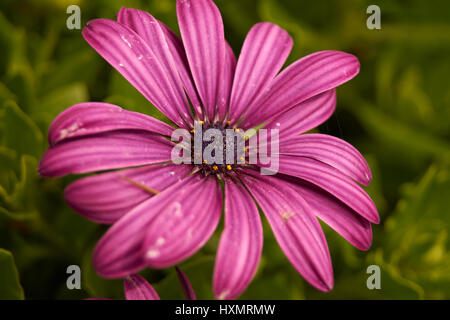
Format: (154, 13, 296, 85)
(90, 267, 196, 300)
(39, 0, 379, 299)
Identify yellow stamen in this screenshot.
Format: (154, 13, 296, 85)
(234, 128, 240, 133)
(200, 120, 205, 124)
(226, 165, 232, 171)
(212, 165, 219, 171)
(190, 129, 195, 133)
(203, 160, 208, 164)
(243, 147, 248, 152)
(227, 121, 231, 125)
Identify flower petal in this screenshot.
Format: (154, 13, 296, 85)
(64, 164, 192, 224)
(143, 176, 222, 268)
(279, 134, 372, 186)
(124, 274, 160, 300)
(48, 102, 174, 146)
(93, 174, 221, 278)
(159, 21, 203, 119)
(213, 178, 263, 300)
(263, 89, 336, 139)
(216, 43, 237, 123)
(285, 177, 372, 250)
(272, 155, 379, 223)
(229, 22, 293, 125)
(82, 19, 189, 128)
(38, 131, 173, 177)
(240, 171, 333, 292)
(177, 0, 226, 122)
(176, 267, 196, 300)
(241, 50, 359, 128)
(117, 8, 193, 127)
(158, 21, 204, 119)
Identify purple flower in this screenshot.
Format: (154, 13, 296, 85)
(39, 0, 379, 299)
(90, 267, 196, 300)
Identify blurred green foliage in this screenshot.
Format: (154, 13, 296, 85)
(0, 0, 449, 299)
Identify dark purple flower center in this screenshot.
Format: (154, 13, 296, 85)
(191, 122, 248, 176)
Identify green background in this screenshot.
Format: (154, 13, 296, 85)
(0, 0, 449, 299)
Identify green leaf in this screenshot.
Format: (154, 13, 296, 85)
(8, 155, 39, 209)
(383, 164, 450, 298)
(363, 155, 388, 216)
(306, 250, 423, 300)
(39, 50, 100, 96)
(0, 82, 16, 105)
(342, 95, 450, 163)
(32, 82, 89, 128)
(0, 13, 14, 73)
(155, 256, 215, 300)
(0, 146, 18, 195)
(0, 101, 44, 158)
(0, 154, 40, 221)
(240, 265, 305, 300)
(0, 248, 24, 299)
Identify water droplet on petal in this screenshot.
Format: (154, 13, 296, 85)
(121, 34, 132, 48)
(217, 290, 230, 300)
(60, 129, 68, 139)
(146, 249, 160, 259)
(172, 202, 183, 217)
(156, 237, 165, 246)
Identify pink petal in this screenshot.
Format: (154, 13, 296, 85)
(64, 164, 192, 224)
(93, 174, 221, 278)
(241, 50, 360, 128)
(263, 89, 336, 139)
(273, 155, 379, 224)
(143, 176, 222, 268)
(213, 178, 263, 300)
(240, 171, 333, 292)
(176, 267, 196, 300)
(93, 175, 199, 278)
(216, 43, 237, 123)
(285, 177, 372, 250)
(48, 102, 174, 146)
(279, 134, 372, 186)
(229, 22, 293, 125)
(124, 274, 160, 300)
(157, 21, 204, 120)
(82, 19, 188, 128)
(177, 0, 226, 122)
(117, 8, 193, 127)
(38, 131, 173, 177)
